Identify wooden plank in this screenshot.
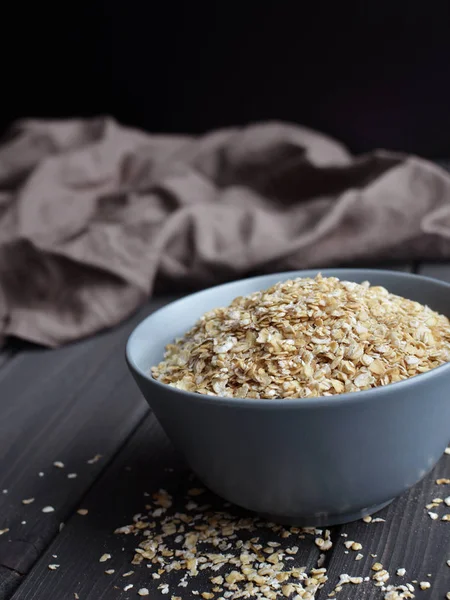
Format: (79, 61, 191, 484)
(0, 568, 21, 600)
(0, 340, 31, 371)
(320, 261, 450, 599)
(338, 262, 413, 272)
(5, 262, 448, 599)
(0, 351, 12, 370)
(11, 414, 325, 600)
(316, 454, 450, 599)
(371, 263, 413, 272)
(418, 262, 450, 282)
(0, 297, 178, 598)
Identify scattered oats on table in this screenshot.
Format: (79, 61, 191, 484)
(372, 568, 390, 585)
(87, 454, 102, 464)
(344, 541, 362, 551)
(99, 553, 111, 562)
(115, 485, 329, 600)
(152, 275, 450, 399)
(384, 584, 415, 599)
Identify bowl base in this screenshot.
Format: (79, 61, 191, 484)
(259, 498, 394, 527)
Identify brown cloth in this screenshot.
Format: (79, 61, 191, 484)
(1, 118, 450, 347)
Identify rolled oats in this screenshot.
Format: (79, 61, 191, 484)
(115, 484, 329, 600)
(152, 275, 450, 399)
(99, 553, 111, 562)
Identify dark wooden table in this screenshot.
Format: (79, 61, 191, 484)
(1, 263, 449, 600)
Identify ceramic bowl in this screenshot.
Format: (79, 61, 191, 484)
(126, 269, 450, 526)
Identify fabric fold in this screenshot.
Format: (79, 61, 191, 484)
(1, 117, 450, 347)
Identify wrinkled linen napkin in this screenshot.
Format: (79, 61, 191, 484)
(1, 117, 450, 347)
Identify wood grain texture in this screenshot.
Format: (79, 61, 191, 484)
(0, 297, 178, 598)
(317, 455, 450, 599)
(4, 263, 450, 600)
(0, 352, 11, 370)
(0, 568, 21, 600)
(11, 414, 324, 600)
(419, 262, 450, 282)
(316, 260, 450, 599)
(0, 340, 33, 371)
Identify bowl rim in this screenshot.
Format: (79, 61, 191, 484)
(126, 268, 450, 409)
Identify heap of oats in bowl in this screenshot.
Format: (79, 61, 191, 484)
(151, 275, 450, 399)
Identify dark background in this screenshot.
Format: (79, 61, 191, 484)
(2, 2, 450, 157)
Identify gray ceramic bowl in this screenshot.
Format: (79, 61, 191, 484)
(126, 269, 450, 526)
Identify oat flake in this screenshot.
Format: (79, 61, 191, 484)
(153, 275, 450, 399)
(99, 553, 111, 563)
